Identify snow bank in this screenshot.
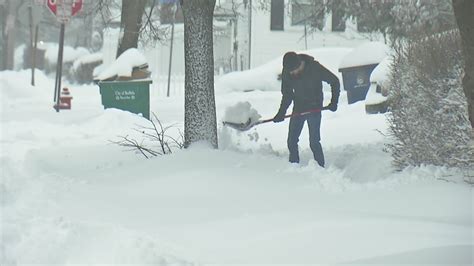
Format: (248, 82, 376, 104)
(216, 47, 352, 93)
(339, 42, 391, 69)
(0, 70, 52, 101)
(365, 83, 388, 105)
(96, 48, 147, 81)
(223, 101, 262, 124)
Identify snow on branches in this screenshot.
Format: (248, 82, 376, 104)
(386, 31, 473, 171)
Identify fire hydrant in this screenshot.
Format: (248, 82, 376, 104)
(54, 87, 73, 110)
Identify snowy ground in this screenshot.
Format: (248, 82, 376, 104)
(1, 64, 473, 265)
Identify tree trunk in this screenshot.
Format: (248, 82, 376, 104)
(116, 0, 147, 58)
(181, 0, 218, 148)
(453, 0, 474, 128)
(1, 0, 20, 70)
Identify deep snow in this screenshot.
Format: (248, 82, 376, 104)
(1, 54, 472, 265)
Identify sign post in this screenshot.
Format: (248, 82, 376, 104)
(46, 0, 82, 112)
(166, 0, 179, 97)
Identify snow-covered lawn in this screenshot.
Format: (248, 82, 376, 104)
(1, 66, 472, 265)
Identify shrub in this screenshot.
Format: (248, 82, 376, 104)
(386, 31, 474, 170)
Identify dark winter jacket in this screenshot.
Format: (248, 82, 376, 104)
(277, 54, 340, 114)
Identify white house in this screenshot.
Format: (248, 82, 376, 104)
(146, 0, 372, 76)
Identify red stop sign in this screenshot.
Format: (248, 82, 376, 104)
(47, 0, 57, 14)
(72, 0, 82, 16)
(47, 0, 82, 17)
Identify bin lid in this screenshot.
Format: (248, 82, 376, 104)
(339, 42, 391, 70)
(97, 78, 153, 85)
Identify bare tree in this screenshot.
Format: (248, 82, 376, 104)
(1, 0, 25, 70)
(452, 0, 474, 128)
(116, 0, 148, 57)
(181, 0, 218, 148)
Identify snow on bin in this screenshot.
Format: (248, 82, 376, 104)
(95, 48, 152, 119)
(365, 56, 392, 114)
(338, 42, 390, 104)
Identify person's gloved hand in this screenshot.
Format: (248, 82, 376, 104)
(325, 102, 338, 112)
(273, 112, 285, 123)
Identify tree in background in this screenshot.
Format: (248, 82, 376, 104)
(116, 0, 148, 58)
(452, 0, 474, 128)
(0, 0, 25, 70)
(0, 1, 5, 70)
(97, 0, 167, 58)
(305, 0, 456, 45)
(180, 0, 218, 148)
(389, 0, 456, 42)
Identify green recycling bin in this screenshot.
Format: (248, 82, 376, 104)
(98, 79, 152, 119)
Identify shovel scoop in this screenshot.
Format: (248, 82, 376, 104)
(222, 118, 271, 131)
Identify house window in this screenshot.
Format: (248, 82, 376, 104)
(291, 0, 324, 29)
(270, 0, 284, 31)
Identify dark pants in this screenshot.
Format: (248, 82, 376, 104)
(287, 112, 325, 167)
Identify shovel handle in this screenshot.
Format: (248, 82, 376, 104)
(260, 107, 327, 124)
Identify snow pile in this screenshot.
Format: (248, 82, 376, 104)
(339, 42, 391, 69)
(96, 48, 147, 81)
(216, 47, 352, 93)
(222, 101, 262, 124)
(365, 83, 387, 105)
(366, 56, 392, 105)
(370, 56, 392, 88)
(44, 44, 90, 65)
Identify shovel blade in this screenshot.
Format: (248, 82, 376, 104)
(222, 118, 256, 131)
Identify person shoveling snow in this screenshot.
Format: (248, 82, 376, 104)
(272, 52, 340, 167)
(224, 52, 340, 168)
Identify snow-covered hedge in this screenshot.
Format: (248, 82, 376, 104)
(386, 31, 473, 170)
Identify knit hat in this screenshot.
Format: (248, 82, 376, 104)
(283, 52, 300, 72)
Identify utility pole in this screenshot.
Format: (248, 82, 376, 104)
(28, 4, 35, 86)
(248, 0, 252, 69)
(167, 2, 178, 97)
(304, 18, 308, 50)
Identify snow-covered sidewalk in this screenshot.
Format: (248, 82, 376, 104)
(1, 70, 472, 265)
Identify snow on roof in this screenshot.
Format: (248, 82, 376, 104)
(95, 48, 147, 81)
(339, 42, 391, 69)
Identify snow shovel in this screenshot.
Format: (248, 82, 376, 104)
(223, 108, 327, 131)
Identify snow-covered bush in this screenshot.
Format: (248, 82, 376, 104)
(386, 31, 473, 170)
(70, 53, 103, 84)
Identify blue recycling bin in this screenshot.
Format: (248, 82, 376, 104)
(338, 64, 378, 104)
